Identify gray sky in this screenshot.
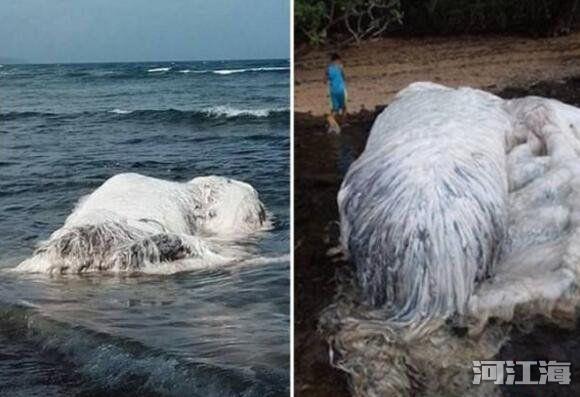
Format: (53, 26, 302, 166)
(0, 0, 289, 63)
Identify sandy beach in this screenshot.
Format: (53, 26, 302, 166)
(295, 32, 580, 116)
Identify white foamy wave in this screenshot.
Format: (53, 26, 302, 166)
(109, 109, 133, 114)
(179, 67, 288, 75)
(109, 109, 133, 115)
(212, 66, 289, 75)
(203, 105, 287, 118)
(147, 67, 171, 73)
(213, 70, 239, 75)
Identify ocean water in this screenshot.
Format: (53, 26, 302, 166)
(0, 60, 289, 396)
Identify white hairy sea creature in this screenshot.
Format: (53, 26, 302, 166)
(325, 82, 580, 396)
(16, 173, 268, 274)
(338, 83, 511, 326)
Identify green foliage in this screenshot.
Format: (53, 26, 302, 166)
(342, 0, 404, 43)
(295, 0, 328, 45)
(295, 0, 580, 46)
(295, 0, 404, 45)
(402, 0, 568, 33)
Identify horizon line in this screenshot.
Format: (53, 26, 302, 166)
(3, 56, 290, 66)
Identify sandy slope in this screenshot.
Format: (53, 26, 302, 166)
(295, 33, 580, 116)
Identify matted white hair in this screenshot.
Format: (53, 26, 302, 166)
(338, 83, 511, 326)
(16, 173, 268, 274)
(325, 83, 580, 396)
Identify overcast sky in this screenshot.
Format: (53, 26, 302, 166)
(0, 0, 289, 63)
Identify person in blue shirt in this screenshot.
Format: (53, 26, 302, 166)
(326, 53, 347, 133)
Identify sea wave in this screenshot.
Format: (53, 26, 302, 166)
(211, 67, 289, 75)
(0, 107, 289, 124)
(112, 107, 289, 123)
(0, 301, 288, 396)
(149, 66, 289, 76)
(0, 111, 59, 121)
(109, 108, 133, 115)
(147, 67, 171, 73)
(202, 105, 289, 118)
(173, 67, 289, 75)
(0, 65, 288, 80)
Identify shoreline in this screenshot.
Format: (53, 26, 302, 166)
(295, 32, 580, 116)
(295, 75, 580, 124)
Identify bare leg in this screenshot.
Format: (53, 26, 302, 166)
(327, 112, 341, 134)
(339, 107, 347, 126)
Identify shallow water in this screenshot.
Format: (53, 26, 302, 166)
(0, 60, 289, 395)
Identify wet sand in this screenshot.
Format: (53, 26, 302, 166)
(295, 33, 580, 116)
(294, 112, 374, 397)
(295, 77, 580, 397)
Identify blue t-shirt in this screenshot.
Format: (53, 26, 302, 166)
(327, 64, 345, 94)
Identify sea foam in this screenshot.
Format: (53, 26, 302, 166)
(212, 66, 289, 75)
(147, 67, 171, 73)
(109, 108, 133, 115)
(203, 105, 287, 118)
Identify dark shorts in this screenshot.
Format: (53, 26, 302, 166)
(330, 89, 346, 112)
